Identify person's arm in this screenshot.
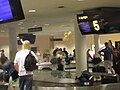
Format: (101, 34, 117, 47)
(31, 51, 38, 63)
(14, 63, 19, 72)
(14, 52, 19, 72)
(98, 49, 104, 56)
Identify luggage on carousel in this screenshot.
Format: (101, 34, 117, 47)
(101, 74, 118, 84)
(92, 66, 107, 73)
(78, 70, 94, 86)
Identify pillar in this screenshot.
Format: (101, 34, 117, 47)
(74, 17, 87, 77)
(94, 34, 100, 57)
(8, 26, 17, 61)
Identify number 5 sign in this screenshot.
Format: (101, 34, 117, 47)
(93, 20, 100, 31)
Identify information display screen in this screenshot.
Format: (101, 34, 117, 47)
(77, 14, 104, 35)
(0, 0, 25, 24)
(77, 7, 120, 35)
(0, 0, 13, 21)
(17, 34, 36, 45)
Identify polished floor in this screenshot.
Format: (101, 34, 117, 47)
(1, 77, 120, 90)
(15, 83, 120, 90)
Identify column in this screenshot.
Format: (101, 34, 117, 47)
(74, 17, 87, 77)
(8, 26, 17, 61)
(94, 34, 100, 57)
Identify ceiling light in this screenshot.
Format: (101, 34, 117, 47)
(17, 36, 20, 39)
(68, 32, 71, 35)
(33, 25, 37, 27)
(29, 9, 36, 13)
(77, 0, 85, 1)
(1, 30, 5, 32)
(64, 32, 68, 35)
(44, 24, 50, 26)
(51, 34, 54, 36)
(18, 22, 23, 25)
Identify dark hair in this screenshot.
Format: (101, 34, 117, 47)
(0, 54, 7, 64)
(104, 42, 108, 45)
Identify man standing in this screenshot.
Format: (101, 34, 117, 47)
(98, 42, 113, 73)
(14, 40, 38, 90)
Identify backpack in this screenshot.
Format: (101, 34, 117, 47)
(24, 51, 38, 71)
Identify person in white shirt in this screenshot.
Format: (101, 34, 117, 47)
(14, 40, 38, 90)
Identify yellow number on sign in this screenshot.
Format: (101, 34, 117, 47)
(93, 20, 100, 31)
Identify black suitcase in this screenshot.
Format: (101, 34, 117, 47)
(92, 57, 102, 65)
(101, 74, 118, 84)
(92, 66, 107, 73)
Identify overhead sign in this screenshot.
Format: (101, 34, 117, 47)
(28, 27, 42, 32)
(50, 38, 63, 41)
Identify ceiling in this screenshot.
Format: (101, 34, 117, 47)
(0, 0, 120, 37)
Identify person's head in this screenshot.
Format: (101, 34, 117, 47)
(22, 40, 31, 50)
(55, 47, 58, 50)
(87, 49, 90, 51)
(59, 48, 62, 51)
(104, 42, 109, 47)
(63, 48, 66, 51)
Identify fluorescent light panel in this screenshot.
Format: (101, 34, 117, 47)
(29, 9, 36, 13)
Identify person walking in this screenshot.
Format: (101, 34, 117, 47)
(14, 40, 38, 90)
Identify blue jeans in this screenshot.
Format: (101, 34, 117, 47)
(19, 75, 33, 90)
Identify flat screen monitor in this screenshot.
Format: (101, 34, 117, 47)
(17, 34, 36, 45)
(77, 14, 102, 35)
(0, 0, 25, 24)
(77, 7, 120, 35)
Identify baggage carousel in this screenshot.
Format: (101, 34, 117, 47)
(0, 70, 120, 90)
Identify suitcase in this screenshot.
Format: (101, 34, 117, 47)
(80, 79, 94, 86)
(92, 66, 107, 73)
(92, 57, 102, 65)
(79, 70, 94, 86)
(101, 74, 118, 84)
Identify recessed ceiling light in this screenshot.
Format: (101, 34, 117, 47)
(32, 25, 37, 27)
(51, 34, 54, 36)
(1, 30, 5, 32)
(77, 0, 85, 1)
(44, 24, 50, 26)
(29, 9, 36, 13)
(18, 22, 23, 25)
